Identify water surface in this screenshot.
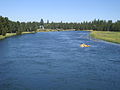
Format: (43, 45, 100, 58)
(0, 31, 120, 90)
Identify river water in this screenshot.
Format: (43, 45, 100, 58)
(0, 31, 120, 90)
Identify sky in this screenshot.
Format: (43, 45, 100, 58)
(0, 0, 120, 22)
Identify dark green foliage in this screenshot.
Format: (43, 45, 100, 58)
(44, 19, 120, 31)
(40, 19, 44, 26)
(0, 16, 40, 36)
(16, 30, 22, 35)
(0, 16, 9, 35)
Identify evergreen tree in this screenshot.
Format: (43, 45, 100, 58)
(40, 19, 44, 26)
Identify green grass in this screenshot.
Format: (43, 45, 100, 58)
(22, 31, 36, 34)
(0, 35, 5, 40)
(90, 31, 120, 44)
(0, 33, 16, 40)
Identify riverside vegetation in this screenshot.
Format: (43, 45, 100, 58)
(0, 16, 120, 43)
(90, 31, 120, 44)
(0, 16, 40, 40)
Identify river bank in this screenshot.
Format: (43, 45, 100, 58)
(90, 31, 120, 44)
(37, 29, 75, 32)
(0, 29, 75, 40)
(0, 32, 36, 40)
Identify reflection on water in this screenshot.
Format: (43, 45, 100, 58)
(0, 31, 120, 90)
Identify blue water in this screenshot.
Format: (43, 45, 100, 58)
(0, 31, 120, 90)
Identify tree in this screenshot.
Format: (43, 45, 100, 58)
(40, 19, 44, 26)
(47, 20, 49, 24)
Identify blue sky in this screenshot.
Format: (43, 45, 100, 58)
(0, 0, 120, 22)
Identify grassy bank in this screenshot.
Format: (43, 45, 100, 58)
(0, 33, 16, 40)
(22, 31, 36, 34)
(90, 31, 120, 44)
(0, 29, 74, 40)
(0, 31, 36, 40)
(77, 30, 93, 31)
(37, 29, 75, 32)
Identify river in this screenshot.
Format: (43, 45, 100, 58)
(0, 31, 120, 90)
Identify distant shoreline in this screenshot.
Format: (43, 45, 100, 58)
(0, 29, 75, 40)
(36, 29, 75, 32)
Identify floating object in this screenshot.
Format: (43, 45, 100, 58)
(80, 44, 91, 47)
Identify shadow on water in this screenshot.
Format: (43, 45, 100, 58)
(0, 31, 120, 90)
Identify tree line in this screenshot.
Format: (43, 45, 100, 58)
(0, 16, 120, 36)
(45, 19, 120, 31)
(0, 16, 40, 36)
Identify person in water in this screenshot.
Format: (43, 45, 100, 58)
(80, 43, 90, 47)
